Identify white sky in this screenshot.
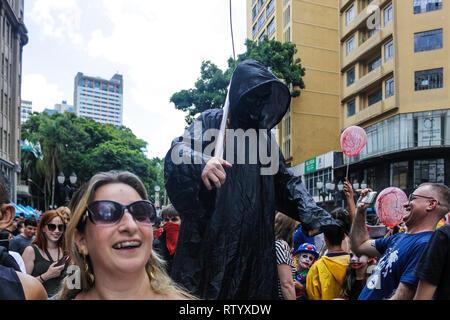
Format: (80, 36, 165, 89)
(22, 0, 248, 159)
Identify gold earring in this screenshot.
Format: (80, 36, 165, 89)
(82, 254, 95, 286)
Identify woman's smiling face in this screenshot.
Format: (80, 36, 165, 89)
(77, 183, 153, 277)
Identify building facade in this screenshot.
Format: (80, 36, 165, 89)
(336, 0, 449, 197)
(54, 100, 73, 113)
(0, 0, 27, 202)
(246, 0, 341, 167)
(74, 72, 123, 126)
(246, 0, 449, 207)
(20, 99, 31, 123)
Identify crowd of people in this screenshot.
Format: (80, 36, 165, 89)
(273, 180, 450, 301)
(0, 168, 448, 300)
(0, 60, 448, 301)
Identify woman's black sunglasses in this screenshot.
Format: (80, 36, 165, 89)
(85, 200, 156, 226)
(47, 223, 65, 232)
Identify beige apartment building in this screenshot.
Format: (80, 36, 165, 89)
(338, 0, 449, 196)
(0, 0, 28, 202)
(246, 0, 341, 169)
(247, 0, 450, 205)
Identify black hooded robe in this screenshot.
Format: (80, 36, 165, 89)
(164, 60, 336, 300)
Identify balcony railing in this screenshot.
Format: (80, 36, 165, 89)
(342, 59, 394, 100)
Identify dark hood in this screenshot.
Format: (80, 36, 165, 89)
(228, 59, 291, 130)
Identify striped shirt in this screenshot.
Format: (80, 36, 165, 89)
(275, 240, 295, 300)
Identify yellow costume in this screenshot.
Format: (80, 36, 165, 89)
(306, 254, 350, 300)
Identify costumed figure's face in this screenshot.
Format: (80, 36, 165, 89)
(232, 83, 272, 130)
(297, 252, 315, 270)
(350, 253, 369, 269)
(162, 216, 181, 226)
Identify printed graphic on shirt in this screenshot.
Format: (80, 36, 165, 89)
(366, 247, 399, 290)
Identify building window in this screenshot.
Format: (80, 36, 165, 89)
(347, 99, 356, 117)
(346, 36, 355, 56)
(267, 0, 275, 17)
(390, 161, 408, 190)
(258, 0, 265, 10)
(257, 10, 266, 31)
(415, 68, 443, 91)
(368, 89, 382, 106)
(414, 29, 443, 52)
(369, 26, 381, 38)
(384, 3, 393, 26)
(414, 0, 442, 14)
(267, 18, 275, 37)
(258, 31, 267, 44)
(386, 77, 394, 98)
(368, 56, 382, 72)
(252, 5, 258, 21)
(346, 5, 355, 25)
(414, 159, 445, 185)
(304, 168, 333, 198)
(283, 27, 290, 42)
(284, 139, 291, 159)
(347, 67, 355, 86)
(385, 40, 394, 62)
(283, 5, 290, 27)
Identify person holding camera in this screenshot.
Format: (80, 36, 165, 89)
(22, 210, 69, 298)
(350, 183, 449, 300)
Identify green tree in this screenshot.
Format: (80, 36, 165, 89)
(21, 111, 164, 210)
(170, 38, 306, 125)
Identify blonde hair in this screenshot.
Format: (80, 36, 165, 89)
(56, 206, 71, 219)
(57, 170, 197, 300)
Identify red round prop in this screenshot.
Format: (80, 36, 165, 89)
(375, 187, 408, 228)
(340, 126, 367, 157)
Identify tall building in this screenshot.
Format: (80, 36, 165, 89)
(54, 100, 73, 113)
(246, 0, 450, 206)
(20, 99, 32, 123)
(246, 0, 342, 202)
(74, 72, 123, 126)
(335, 0, 449, 195)
(0, 0, 28, 202)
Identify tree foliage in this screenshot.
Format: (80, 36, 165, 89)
(21, 111, 164, 209)
(170, 38, 306, 125)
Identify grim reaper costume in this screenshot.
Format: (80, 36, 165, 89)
(164, 60, 336, 299)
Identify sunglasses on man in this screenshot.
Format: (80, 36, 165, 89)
(408, 193, 441, 204)
(83, 200, 156, 226)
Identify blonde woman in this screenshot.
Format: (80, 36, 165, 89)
(56, 207, 71, 225)
(57, 170, 196, 300)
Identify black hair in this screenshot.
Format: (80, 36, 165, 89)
(322, 207, 351, 246)
(24, 217, 38, 227)
(330, 208, 351, 235)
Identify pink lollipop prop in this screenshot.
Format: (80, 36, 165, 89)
(375, 187, 408, 228)
(340, 126, 367, 177)
(340, 126, 367, 157)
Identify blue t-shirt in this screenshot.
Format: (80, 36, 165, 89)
(358, 231, 432, 300)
